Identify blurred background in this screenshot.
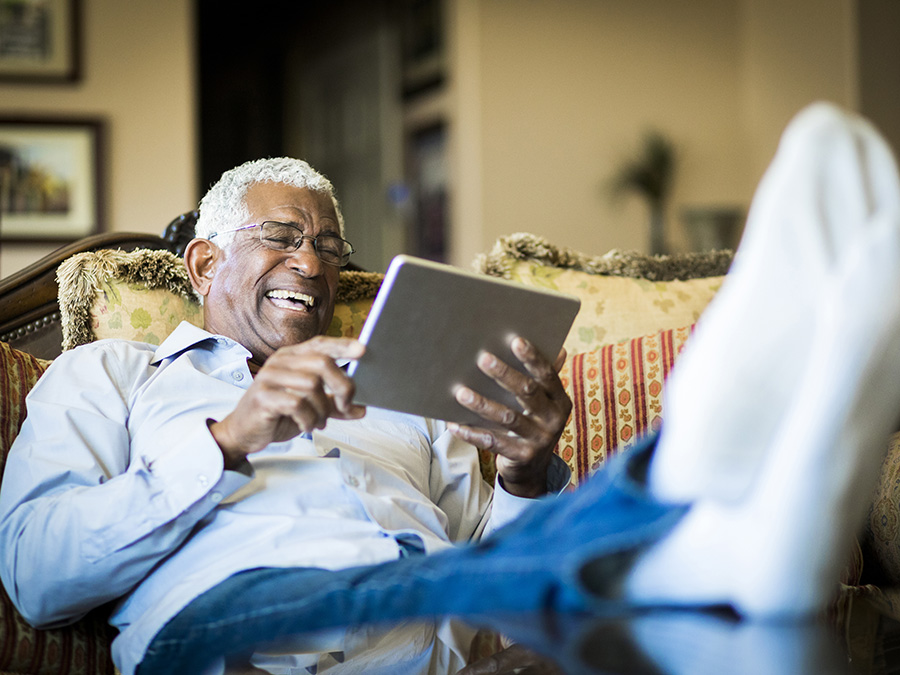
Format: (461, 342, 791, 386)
(0, 0, 898, 275)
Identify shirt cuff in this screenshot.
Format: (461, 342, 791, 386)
(489, 454, 571, 530)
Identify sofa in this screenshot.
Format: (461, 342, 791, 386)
(0, 227, 895, 673)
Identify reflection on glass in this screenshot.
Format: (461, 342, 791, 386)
(214, 595, 897, 675)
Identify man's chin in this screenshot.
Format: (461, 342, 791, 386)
(279, 320, 327, 346)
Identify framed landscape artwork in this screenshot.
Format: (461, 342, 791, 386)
(0, 117, 104, 242)
(0, 0, 80, 82)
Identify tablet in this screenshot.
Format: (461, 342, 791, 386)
(347, 255, 581, 425)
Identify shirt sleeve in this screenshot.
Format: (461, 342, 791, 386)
(425, 420, 572, 542)
(482, 454, 571, 537)
(0, 342, 251, 628)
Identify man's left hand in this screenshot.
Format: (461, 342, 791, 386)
(449, 337, 571, 498)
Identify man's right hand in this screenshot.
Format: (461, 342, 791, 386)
(209, 336, 366, 469)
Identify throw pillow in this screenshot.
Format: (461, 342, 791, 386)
(556, 324, 694, 487)
(326, 271, 384, 339)
(56, 248, 385, 350)
(57, 249, 202, 351)
(476, 233, 731, 353)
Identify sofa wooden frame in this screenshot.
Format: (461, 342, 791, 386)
(0, 213, 198, 360)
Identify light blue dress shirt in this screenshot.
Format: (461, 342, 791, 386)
(0, 322, 569, 674)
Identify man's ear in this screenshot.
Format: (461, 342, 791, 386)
(184, 238, 219, 297)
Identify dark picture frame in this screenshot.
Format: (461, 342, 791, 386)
(0, 0, 80, 83)
(0, 116, 104, 242)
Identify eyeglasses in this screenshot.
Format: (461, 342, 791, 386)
(208, 221, 355, 267)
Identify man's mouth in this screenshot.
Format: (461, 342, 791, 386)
(266, 289, 316, 311)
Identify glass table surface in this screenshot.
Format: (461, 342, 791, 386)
(212, 592, 900, 675)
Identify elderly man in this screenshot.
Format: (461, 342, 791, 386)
(1, 154, 573, 674)
(3, 102, 900, 674)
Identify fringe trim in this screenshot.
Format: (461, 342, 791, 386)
(57, 249, 199, 351)
(57, 250, 385, 351)
(474, 232, 734, 282)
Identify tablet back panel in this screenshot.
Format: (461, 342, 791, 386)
(348, 255, 580, 425)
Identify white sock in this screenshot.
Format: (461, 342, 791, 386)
(650, 101, 900, 504)
(627, 102, 900, 617)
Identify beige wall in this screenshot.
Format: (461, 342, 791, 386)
(447, 0, 859, 266)
(0, 0, 874, 277)
(0, 0, 197, 278)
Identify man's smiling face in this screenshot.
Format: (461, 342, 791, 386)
(199, 181, 341, 363)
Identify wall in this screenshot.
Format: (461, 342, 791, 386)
(0, 0, 197, 278)
(0, 0, 876, 276)
(447, 0, 860, 267)
(739, 0, 858, 186)
(857, 0, 900, 157)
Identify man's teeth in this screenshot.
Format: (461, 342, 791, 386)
(267, 290, 315, 307)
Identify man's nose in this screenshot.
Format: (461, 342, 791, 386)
(286, 238, 324, 276)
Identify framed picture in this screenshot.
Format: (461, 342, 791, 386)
(0, 0, 80, 82)
(0, 116, 104, 242)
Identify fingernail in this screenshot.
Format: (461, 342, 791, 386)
(478, 351, 496, 368)
(457, 388, 474, 404)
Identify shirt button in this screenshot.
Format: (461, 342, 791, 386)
(210, 492, 223, 503)
(232, 371, 244, 382)
(198, 475, 209, 487)
(347, 476, 360, 488)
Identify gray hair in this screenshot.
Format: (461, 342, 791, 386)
(195, 157, 344, 247)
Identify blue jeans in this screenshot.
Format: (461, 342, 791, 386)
(138, 434, 685, 673)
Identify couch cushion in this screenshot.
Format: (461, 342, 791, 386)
(56, 248, 385, 349)
(57, 249, 202, 351)
(556, 324, 694, 486)
(0, 341, 51, 471)
(0, 341, 117, 675)
(475, 233, 731, 353)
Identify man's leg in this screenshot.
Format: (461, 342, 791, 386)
(624, 102, 900, 615)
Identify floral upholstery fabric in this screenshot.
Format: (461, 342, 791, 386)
(91, 281, 203, 347)
(557, 325, 694, 487)
(496, 259, 723, 354)
(326, 296, 378, 339)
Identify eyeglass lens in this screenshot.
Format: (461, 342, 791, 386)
(259, 222, 352, 266)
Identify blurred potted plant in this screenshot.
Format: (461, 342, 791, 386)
(611, 131, 675, 255)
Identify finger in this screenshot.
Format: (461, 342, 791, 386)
(509, 338, 570, 404)
(471, 352, 563, 430)
(287, 335, 366, 361)
(263, 349, 361, 415)
(448, 420, 501, 452)
(454, 385, 535, 438)
(448, 419, 543, 463)
(261, 378, 333, 432)
(553, 347, 567, 373)
(478, 350, 536, 395)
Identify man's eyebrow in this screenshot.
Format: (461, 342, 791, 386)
(269, 219, 341, 237)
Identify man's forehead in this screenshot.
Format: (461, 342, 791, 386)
(244, 182, 338, 225)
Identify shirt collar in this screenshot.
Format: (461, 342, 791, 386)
(150, 321, 251, 365)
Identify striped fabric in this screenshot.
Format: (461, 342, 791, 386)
(556, 325, 694, 487)
(0, 341, 116, 675)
